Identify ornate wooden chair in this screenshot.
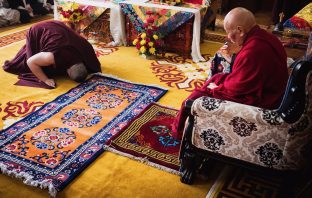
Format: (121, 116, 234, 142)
(178, 57, 312, 196)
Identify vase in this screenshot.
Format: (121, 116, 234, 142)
(141, 54, 157, 60)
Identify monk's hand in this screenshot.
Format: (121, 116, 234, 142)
(44, 79, 56, 88)
(222, 42, 241, 54)
(219, 43, 232, 63)
(207, 82, 218, 89)
(220, 41, 240, 53)
(220, 44, 230, 55)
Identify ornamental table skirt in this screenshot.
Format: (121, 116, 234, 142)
(55, 0, 126, 45)
(120, 1, 209, 62)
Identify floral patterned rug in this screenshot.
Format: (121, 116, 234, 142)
(0, 74, 167, 196)
(105, 103, 180, 174)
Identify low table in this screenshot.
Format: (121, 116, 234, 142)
(54, 0, 126, 46)
(120, 0, 209, 62)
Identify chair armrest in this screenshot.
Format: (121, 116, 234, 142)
(189, 93, 311, 170)
(191, 96, 285, 126)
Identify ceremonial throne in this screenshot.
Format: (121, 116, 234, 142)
(178, 34, 312, 196)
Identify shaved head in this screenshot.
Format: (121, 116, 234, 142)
(223, 7, 257, 45)
(224, 7, 256, 33)
(67, 62, 88, 82)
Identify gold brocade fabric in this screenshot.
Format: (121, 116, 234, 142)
(295, 2, 312, 27)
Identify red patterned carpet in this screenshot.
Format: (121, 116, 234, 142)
(105, 103, 180, 173)
(0, 30, 28, 47)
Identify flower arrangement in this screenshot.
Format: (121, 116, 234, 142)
(57, 2, 85, 23)
(132, 11, 163, 58)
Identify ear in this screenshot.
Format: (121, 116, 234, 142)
(237, 26, 245, 37)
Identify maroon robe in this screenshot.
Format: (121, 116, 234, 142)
(184, 0, 203, 5)
(173, 25, 289, 138)
(3, 20, 101, 88)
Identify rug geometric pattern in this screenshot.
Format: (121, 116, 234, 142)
(105, 103, 180, 174)
(209, 165, 281, 198)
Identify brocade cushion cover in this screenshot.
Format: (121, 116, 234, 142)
(190, 72, 312, 170)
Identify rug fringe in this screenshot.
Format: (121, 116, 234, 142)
(92, 73, 169, 91)
(103, 145, 181, 175)
(0, 162, 57, 197)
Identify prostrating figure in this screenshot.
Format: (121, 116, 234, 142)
(172, 7, 289, 139)
(3, 20, 101, 88)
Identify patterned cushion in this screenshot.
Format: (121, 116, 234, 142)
(190, 71, 312, 170)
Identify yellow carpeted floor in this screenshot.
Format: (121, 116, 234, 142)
(0, 20, 223, 197)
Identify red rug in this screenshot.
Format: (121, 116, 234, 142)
(105, 103, 180, 174)
(104, 103, 284, 197)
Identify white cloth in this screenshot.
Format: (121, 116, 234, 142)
(122, 0, 206, 62)
(54, 0, 126, 46)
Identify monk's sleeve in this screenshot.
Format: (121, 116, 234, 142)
(206, 72, 229, 85)
(25, 26, 40, 59)
(207, 50, 264, 105)
(81, 40, 101, 73)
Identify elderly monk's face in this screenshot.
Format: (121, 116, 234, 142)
(224, 24, 244, 46)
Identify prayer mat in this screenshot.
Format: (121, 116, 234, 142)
(0, 74, 167, 196)
(105, 103, 180, 174)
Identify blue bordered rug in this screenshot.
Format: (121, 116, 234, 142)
(0, 74, 167, 196)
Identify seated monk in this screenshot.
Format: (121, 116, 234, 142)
(172, 7, 289, 139)
(2, 20, 101, 88)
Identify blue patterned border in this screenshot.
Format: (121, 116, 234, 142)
(120, 3, 194, 37)
(120, 3, 145, 33)
(0, 74, 167, 194)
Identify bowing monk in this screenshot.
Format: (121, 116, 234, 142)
(172, 7, 289, 139)
(3, 20, 101, 89)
